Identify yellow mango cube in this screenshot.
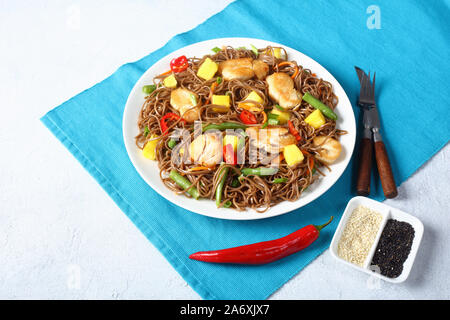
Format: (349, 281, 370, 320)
(265, 47, 283, 59)
(305, 109, 326, 129)
(197, 58, 218, 80)
(271, 107, 290, 124)
(283, 144, 304, 167)
(245, 91, 264, 104)
(223, 135, 239, 151)
(211, 94, 231, 112)
(142, 135, 159, 160)
(238, 91, 264, 112)
(163, 74, 177, 88)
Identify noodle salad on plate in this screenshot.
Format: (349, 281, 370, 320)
(134, 44, 347, 213)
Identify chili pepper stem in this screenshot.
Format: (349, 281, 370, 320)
(314, 216, 334, 232)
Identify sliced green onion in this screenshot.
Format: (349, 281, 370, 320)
(275, 104, 286, 111)
(142, 84, 156, 95)
(211, 46, 221, 53)
(250, 44, 259, 57)
(189, 93, 197, 106)
(268, 118, 279, 125)
(216, 76, 222, 84)
(168, 139, 177, 149)
(143, 126, 150, 137)
(273, 177, 288, 184)
(312, 168, 317, 175)
(230, 178, 240, 188)
(223, 200, 232, 208)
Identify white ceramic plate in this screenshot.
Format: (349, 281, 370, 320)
(123, 37, 356, 220)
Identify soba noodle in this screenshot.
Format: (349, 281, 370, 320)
(135, 46, 345, 212)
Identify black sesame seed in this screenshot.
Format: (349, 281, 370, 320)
(370, 219, 415, 278)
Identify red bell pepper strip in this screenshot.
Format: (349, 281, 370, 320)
(288, 120, 302, 141)
(170, 55, 189, 73)
(223, 144, 237, 165)
(160, 112, 186, 135)
(239, 110, 257, 125)
(189, 216, 333, 264)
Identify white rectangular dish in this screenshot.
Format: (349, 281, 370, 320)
(330, 196, 424, 283)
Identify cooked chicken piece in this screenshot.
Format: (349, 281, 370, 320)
(246, 127, 297, 154)
(218, 58, 269, 81)
(266, 72, 302, 109)
(189, 133, 222, 167)
(313, 136, 342, 164)
(170, 88, 200, 123)
(252, 60, 269, 80)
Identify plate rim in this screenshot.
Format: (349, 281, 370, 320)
(122, 37, 356, 220)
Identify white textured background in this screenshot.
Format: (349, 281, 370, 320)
(1, 0, 449, 299)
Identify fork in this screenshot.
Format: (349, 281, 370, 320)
(355, 68, 398, 198)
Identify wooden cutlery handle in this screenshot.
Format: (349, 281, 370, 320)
(374, 141, 398, 199)
(356, 138, 373, 196)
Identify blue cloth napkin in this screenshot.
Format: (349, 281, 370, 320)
(41, 0, 450, 299)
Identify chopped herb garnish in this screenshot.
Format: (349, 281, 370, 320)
(143, 126, 150, 137)
(216, 76, 222, 84)
(211, 46, 221, 53)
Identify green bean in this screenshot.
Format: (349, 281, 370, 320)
(203, 122, 248, 132)
(241, 167, 278, 176)
(272, 177, 288, 184)
(169, 169, 200, 200)
(215, 167, 229, 207)
(302, 92, 338, 120)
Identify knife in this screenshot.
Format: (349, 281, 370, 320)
(355, 67, 398, 199)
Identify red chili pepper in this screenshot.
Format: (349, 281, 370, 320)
(223, 144, 237, 165)
(170, 55, 189, 73)
(189, 216, 333, 264)
(160, 112, 186, 135)
(239, 110, 257, 125)
(288, 120, 302, 141)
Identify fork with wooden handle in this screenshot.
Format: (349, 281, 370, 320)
(355, 67, 397, 199)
